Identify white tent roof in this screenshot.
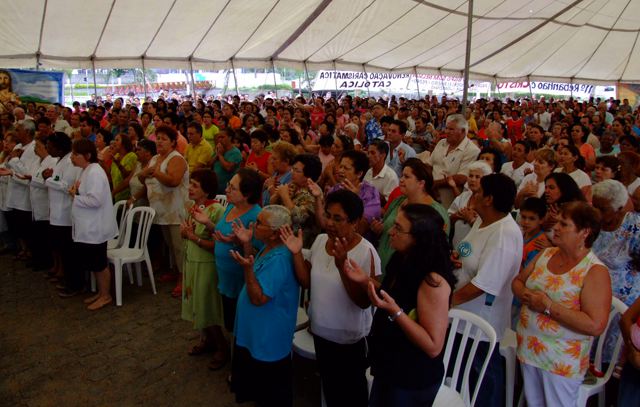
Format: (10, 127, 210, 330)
(2, 0, 639, 83)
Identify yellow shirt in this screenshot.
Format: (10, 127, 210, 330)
(185, 138, 214, 173)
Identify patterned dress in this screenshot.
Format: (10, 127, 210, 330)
(516, 248, 605, 380)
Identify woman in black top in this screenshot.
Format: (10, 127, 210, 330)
(345, 204, 456, 406)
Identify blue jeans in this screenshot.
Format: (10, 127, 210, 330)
(618, 363, 640, 406)
(446, 333, 505, 407)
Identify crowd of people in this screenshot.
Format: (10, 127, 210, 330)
(1, 91, 639, 406)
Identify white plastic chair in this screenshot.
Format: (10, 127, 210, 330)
(295, 288, 309, 331)
(107, 200, 132, 250)
(292, 328, 327, 407)
(439, 308, 498, 407)
(214, 194, 228, 207)
(499, 328, 517, 407)
(107, 206, 156, 306)
(576, 297, 628, 407)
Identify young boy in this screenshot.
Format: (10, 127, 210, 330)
(519, 197, 551, 269)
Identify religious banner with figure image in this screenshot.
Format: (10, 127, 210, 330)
(0, 68, 63, 113)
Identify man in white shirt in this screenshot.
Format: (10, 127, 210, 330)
(500, 140, 534, 188)
(451, 173, 523, 407)
(427, 114, 480, 209)
(363, 139, 398, 204)
(45, 105, 72, 136)
(533, 103, 551, 131)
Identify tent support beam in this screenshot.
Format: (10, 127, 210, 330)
(142, 58, 148, 99)
(304, 62, 312, 99)
(230, 60, 240, 97)
(92, 59, 98, 100)
(272, 60, 278, 98)
(271, 0, 334, 59)
(414, 67, 421, 99)
(528, 75, 533, 100)
(362, 65, 371, 98)
(189, 59, 196, 100)
(333, 61, 338, 99)
(461, 0, 473, 114)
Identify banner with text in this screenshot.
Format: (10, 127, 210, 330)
(496, 81, 595, 98)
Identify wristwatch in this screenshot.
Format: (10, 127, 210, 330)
(543, 301, 552, 317)
(388, 309, 404, 322)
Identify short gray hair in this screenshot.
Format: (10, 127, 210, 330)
(593, 180, 628, 211)
(17, 119, 36, 136)
(261, 205, 292, 230)
(446, 113, 468, 135)
(344, 122, 359, 135)
(468, 160, 493, 176)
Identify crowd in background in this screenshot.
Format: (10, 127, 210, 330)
(0, 91, 639, 406)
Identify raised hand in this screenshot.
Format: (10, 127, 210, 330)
(370, 218, 384, 235)
(341, 178, 360, 195)
(231, 219, 253, 244)
(214, 230, 235, 243)
(190, 205, 211, 226)
(307, 178, 323, 198)
(367, 281, 399, 314)
(279, 225, 303, 254)
(230, 250, 255, 269)
(342, 258, 368, 286)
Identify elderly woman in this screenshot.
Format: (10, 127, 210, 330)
(270, 153, 322, 248)
(513, 202, 612, 407)
(139, 125, 189, 297)
(591, 180, 640, 360)
(261, 141, 296, 206)
(318, 134, 354, 191)
(344, 204, 457, 406)
(180, 169, 227, 369)
(110, 133, 137, 202)
(280, 189, 382, 407)
(194, 168, 262, 340)
(448, 160, 493, 248)
(516, 148, 557, 208)
(127, 139, 156, 207)
(69, 139, 118, 309)
(373, 158, 449, 270)
(228, 205, 299, 407)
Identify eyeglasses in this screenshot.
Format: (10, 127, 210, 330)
(390, 223, 411, 234)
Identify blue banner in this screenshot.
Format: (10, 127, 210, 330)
(0, 69, 63, 109)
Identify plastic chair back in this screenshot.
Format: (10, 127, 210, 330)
(112, 200, 132, 246)
(442, 308, 498, 407)
(121, 206, 156, 252)
(590, 297, 628, 386)
(215, 194, 228, 207)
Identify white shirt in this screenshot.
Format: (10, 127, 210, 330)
(517, 172, 545, 198)
(71, 163, 118, 244)
(448, 189, 474, 249)
(427, 136, 480, 208)
(29, 155, 58, 221)
(534, 111, 551, 131)
(6, 140, 40, 211)
(627, 178, 640, 195)
(500, 161, 534, 188)
(53, 119, 72, 136)
(304, 234, 382, 344)
(454, 215, 523, 342)
(363, 164, 399, 200)
(0, 159, 11, 211)
(46, 153, 81, 226)
(554, 168, 591, 189)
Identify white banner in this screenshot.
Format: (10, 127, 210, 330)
(496, 81, 595, 98)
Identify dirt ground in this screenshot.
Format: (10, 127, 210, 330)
(0, 255, 320, 407)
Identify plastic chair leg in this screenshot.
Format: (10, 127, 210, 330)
(90, 272, 96, 292)
(126, 263, 134, 285)
(598, 390, 605, 407)
(114, 261, 123, 306)
(145, 254, 157, 295)
(502, 347, 515, 407)
(135, 263, 142, 287)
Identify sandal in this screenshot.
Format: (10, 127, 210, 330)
(188, 341, 215, 356)
(208, 354, 228, 371)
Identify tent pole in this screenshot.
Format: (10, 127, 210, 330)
(189, 59, 196, 100)
(414, 67, 421, 100)
(528, 75, 533, 101)
(142, 58, 148, 100)
(439, 69, 446, 96)
(362, 65, 371, 99)
(461, 0, 474, 115)
(92, 59, 98, 101)
(333, 61, 338, 99)
(230, 60, 240, 97)
(304, 62, 312, 99)
(271, 60, 278, 99)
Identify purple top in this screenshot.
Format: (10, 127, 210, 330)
(328, 180, 381, 222)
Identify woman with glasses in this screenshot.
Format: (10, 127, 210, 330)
(344, 204, 457, 406)
(192, 168, 262, 367)
(280, 189, 382, 407)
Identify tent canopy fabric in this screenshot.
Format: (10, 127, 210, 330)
(2, 0, 639, 83)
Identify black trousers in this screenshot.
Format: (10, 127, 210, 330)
(31, 220, 52, 269)
(313, 334, 369, 407)
(231, 344, 292, 407)
(222, 295, 238, 333)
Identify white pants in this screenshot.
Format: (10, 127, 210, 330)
(521, 363, 581, 407)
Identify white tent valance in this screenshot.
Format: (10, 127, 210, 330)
(2, 0, 640, 83)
